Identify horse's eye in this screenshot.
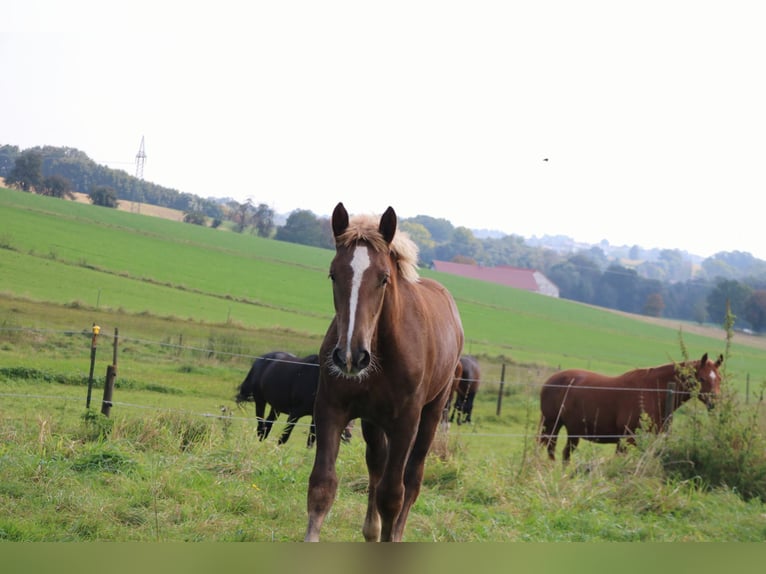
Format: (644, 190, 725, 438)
(329, 273, 335, 282)
(381, 273, 389, 286)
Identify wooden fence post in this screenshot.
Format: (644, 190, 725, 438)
(496, 363, 506, 416)
(101, 327, 119, 417)
(664, 381, 676, 431)
(85, 323, 100, 408)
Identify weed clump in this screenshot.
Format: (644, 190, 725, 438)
(658, 385, 766, 502)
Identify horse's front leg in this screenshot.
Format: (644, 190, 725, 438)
(361, 419, 387, 541)
(304, 404, 344, 542)
(375, 411, 421, 542)
(563, 436, 580, 463)
(393, 392, 448, 541)
(263, 407, 278, 440)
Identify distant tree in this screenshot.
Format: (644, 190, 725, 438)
(6, 151, 43, 191)
(183, 211, 207, 225)
(582, 246, 610, 270)
(275, 209, 326, 247)
(547, 253, 601, 304)
(663, 278, 712, 323)
(480, 234, 530, 267)
(600, 264, 640, 313)
(39, 174, 75, 199)
(643, 292, 665, 317)
(655, 249, 694, 282)
(252, 203, 275, 238)
(0, 144, 20, 176)
(702, 251, 766, 281)
(407, 215, 454, 243)
(450, 255, 476, 266)
(692, 299, 709, 324)
(317, 216, 334, 249)
(743, 290, 766, 332)
(399, 221, 434, 264)
(88, 185, 119, 208)
(701, 258, 736, 280)
(441, 227, 483, 262)
(636, 260, 668, 281)
(230, 199, 253, 232)
(707, 279, 752, 326)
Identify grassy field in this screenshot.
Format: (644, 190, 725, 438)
(1, 187, 766, 543)
(3, 187, 765, 382)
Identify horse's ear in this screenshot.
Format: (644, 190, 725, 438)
(700, 352, 708, 365)
(332, 202, 349, 239)
(716, 354, 724, 367)
(379, 206, 397, 244)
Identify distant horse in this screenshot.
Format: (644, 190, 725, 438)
(235, 351, 320, 447)
(538, 353, 724, 462)
(305, 203, 464, 542)
(447, 355, 481, 425)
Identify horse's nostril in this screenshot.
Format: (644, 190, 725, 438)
(357, 350, 371, 370)
(332, 347, 345, 368)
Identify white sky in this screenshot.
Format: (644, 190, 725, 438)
(2, 1, 765, 259)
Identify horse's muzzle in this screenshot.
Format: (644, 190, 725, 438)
(332, 346, 371, 376)
(234, 393, 252, 405)
(703, 393, 718, 411)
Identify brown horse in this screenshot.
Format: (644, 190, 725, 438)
(447, 355, 481, 425)
(305, 203, 464, 542)
(539, 353, 723, 462)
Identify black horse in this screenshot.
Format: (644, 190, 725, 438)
(235, 351, 353, 447)
(448, 355, 481, 425)
(235, 351, 321, 446)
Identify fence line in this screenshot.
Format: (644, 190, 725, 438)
(0, 325, 730, 441)
(0, 389, 685, 442)
(0, 326, 701, 394)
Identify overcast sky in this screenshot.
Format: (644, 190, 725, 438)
(2, 1, 764, 259)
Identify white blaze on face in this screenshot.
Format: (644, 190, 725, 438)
(345, 245, 371, 360)
(709, 370, 718, 390)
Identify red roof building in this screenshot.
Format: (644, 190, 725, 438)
(431, 260, 559, 298)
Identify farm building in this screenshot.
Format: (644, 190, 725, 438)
(431, 260, 560, 298)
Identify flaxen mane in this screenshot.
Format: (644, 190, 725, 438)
(336, 213, 420, 283)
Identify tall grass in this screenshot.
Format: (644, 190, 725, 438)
(2, 317, 766, 541)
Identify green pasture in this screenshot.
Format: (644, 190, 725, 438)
(2, 186, 764, 391)
(2, 187, 766, 542)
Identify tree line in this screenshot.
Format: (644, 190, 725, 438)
(3, 144, 766, 333)
(0, 145, 225, 218)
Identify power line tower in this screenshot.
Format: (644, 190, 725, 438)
(133, 136, 147, 213)
(135, 136, 147, 180)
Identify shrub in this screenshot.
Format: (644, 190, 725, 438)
(658, 384, 766, 501)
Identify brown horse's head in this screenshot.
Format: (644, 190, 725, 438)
(326, 202, 419, 379)
(685, 352, 724, 409)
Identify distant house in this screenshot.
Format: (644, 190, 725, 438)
(431, 260, 560, 298)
